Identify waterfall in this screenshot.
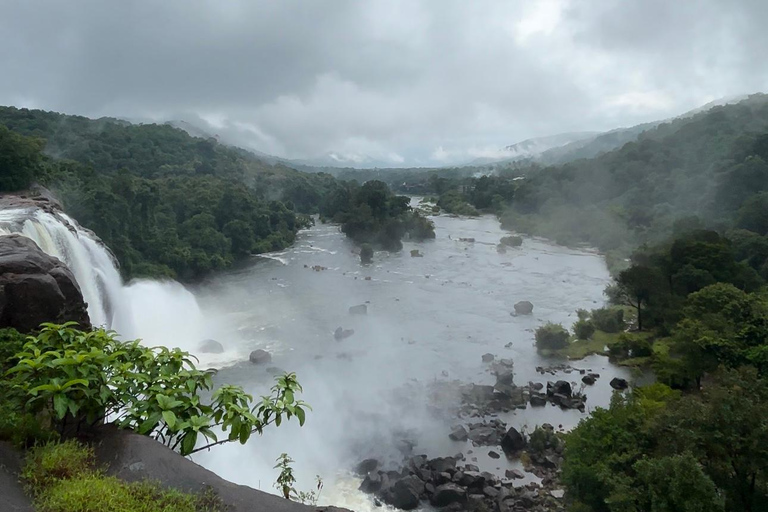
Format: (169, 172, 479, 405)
(0, 207, 126, 329)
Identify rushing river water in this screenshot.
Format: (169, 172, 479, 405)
(126, 210, 633, 510)
(1, 202, 633, 510)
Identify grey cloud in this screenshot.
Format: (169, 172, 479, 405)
(1, 0, 766, 165)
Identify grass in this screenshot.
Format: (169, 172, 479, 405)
(22, 440, 225, 512)
(553, 330, 655, 360)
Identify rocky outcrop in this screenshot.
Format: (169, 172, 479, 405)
(0, 234, 90, 332)
(92, 426, 348, 512)
(513, 301, 534, 315)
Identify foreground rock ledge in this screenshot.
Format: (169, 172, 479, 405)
(92, 426, 349, 512)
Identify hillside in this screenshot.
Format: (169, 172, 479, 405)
(0, 107, 433, 280)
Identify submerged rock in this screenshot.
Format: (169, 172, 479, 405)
(349, 304, 368, 315)
(199, 339, 224, 354)
(513, 301, 534, 315)
(410, 249, 423, 258)
(482, 353, 495, 363)
(334, 327, 355, 340)
(248, 349, 272, 365)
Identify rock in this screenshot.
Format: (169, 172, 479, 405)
(359, 472, 382, 494)
(458, 238, 475, 243)
(385, 476, 424, 510)
(198, 339, 224, 354)
(551, 489, 565, 499)
(610, 377, 629, 390)
(582, 374, 596, 385)
(465, 464, 480, 472)
(355, 459, 379, 476)
(0, 234, 91, 332)
(488, 450, 500, 459)
(467, 426, 503, 446)
(481, 353, 495, 363)
(430, 484, 467, 507)
(506, 469, 525, 480)
(529, 381, 544, 391)
(248, 349, 272, 364)
(496, 244, 507, 254)
(513, 301, 534, 315)
(449, 425, 468, 442)
(428, 457, 457, 473)
(410, 249, 423, 258)
(500, 235, 523, 247)
(529, 393, 547, 406)
(334, 327, 355, 340)
(501, 427, 526, 455)
(546, 380, 572, 397)
(349, 304, 368, 315)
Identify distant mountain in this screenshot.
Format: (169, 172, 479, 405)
(465, 132, 599, 166)
(290, 151, 406, 169)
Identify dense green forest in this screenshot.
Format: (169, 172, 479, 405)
(332, 95, 768, 511)
(0, 107, 433, 280)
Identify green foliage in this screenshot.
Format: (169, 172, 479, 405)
(564, 369, 768, 512)
(590, 307, 625, 333)
(535, 322, 570, 350)
(23, 441, 224, 512)
(22, 441, 94, 492)
(0, 124, 44, 191)
(5, 323, 309, 456)
(273, 453, 323, 505)
(329, 180, 435, 251)
(437, 190, 480, 216)
(573, 319, 596, 340)
(608, 333, 653, 359)
(528, 425, 561, 455)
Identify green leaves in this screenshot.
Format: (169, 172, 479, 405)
(5, 324, 310, 458)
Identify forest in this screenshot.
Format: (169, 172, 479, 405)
(0, 107, 433, 280)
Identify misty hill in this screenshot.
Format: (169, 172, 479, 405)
(502, 93, 768, 260)
(467, 132, 599, 166)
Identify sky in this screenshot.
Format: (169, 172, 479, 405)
(1, 0, 767, 167)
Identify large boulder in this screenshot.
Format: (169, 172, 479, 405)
(430, 484, 467, 507)
(248, 349, 272, 364)
(547, 380, 572, 397)
(501, 427, 526, 455)
(513, 301, 534, 315)
(0, 234, 90, 332)
(384, 475, 424, 510)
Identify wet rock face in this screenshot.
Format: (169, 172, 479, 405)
(0, 234, 90, 332)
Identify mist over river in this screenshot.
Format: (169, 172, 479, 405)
(120, 208, 631, 510)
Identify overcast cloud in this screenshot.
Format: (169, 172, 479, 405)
(1, 0, 767, 166)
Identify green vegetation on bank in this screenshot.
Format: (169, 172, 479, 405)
(23, 441, 225, 512)
(0, 106, 433, 280)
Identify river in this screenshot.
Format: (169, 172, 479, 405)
(121, 209, 632, 510)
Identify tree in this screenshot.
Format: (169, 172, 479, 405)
(616, 265, 665, 331)
(535, 322, 570, 350)
(0, 125, 44, 191)
(634, 453, 724, 512)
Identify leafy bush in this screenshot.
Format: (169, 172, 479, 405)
(528, 425, 561, 455)
(573, 319, 596, 340)
(535, 322, 570, 350)
(590, 307, 625, 333)
(609, 333, 653, 359)
(500, 235, 523, 247)
(7, 323, 309, 455)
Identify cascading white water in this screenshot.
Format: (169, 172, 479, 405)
(0, 207, 125, 328)
(0, 206, 221, 359)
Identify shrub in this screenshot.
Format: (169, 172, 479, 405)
(500, 235, 523, 247)
(535, 323, 571, 350)
(609, 333, 653, 359)
(591, 307, 625, 333)
(7, 323, 309, 456)
(573, 319, 596, 340)
(528, 426, 561, 455)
